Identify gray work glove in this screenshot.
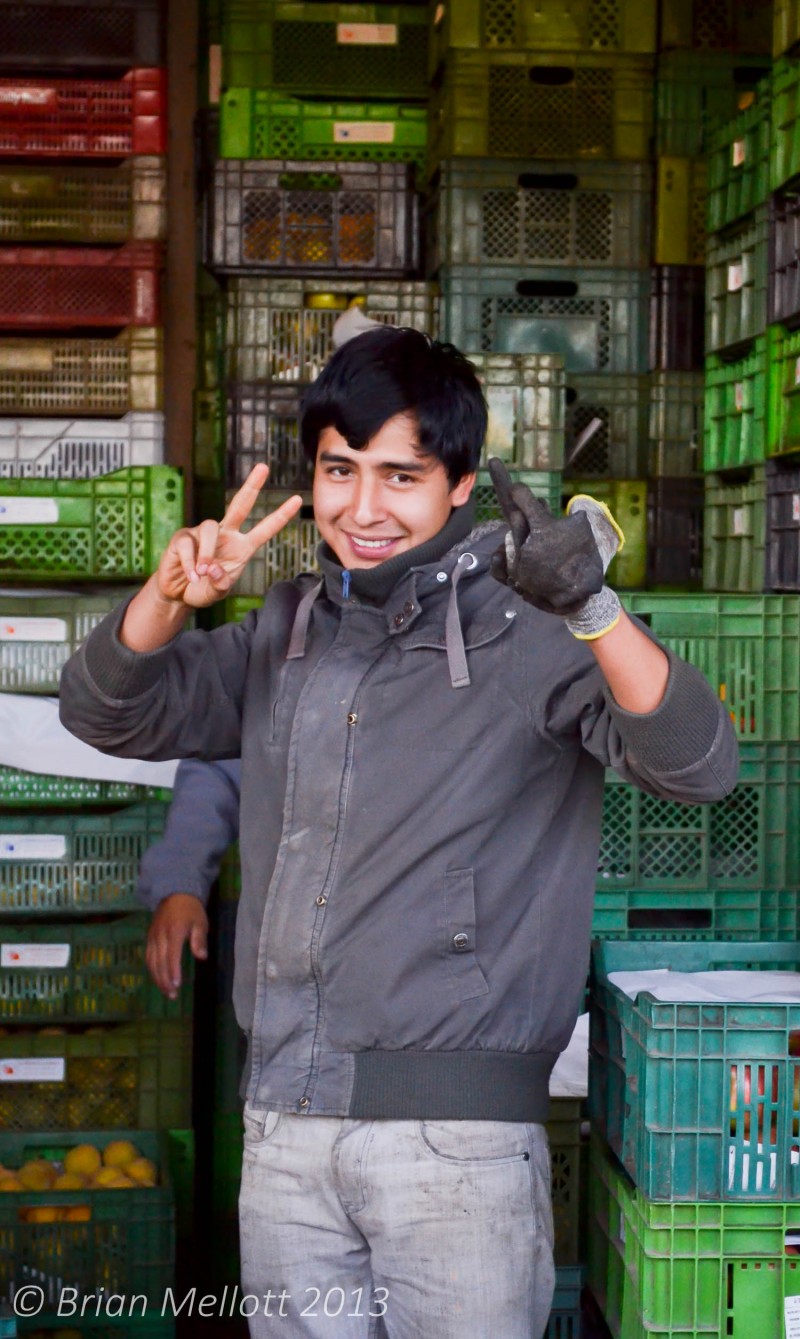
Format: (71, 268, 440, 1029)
(488, 458, 625, 641)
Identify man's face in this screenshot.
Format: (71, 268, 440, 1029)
(312, 413, 475, 569)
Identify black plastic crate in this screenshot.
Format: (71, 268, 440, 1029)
(649, 265, 705, 371)
(766, 452, 800, 590)
(226, 380, 310, 489)
(206, 159, 420, 277)
(0, 0, 163, 70)
(769, 186, 800, 328)
(648, 476, 704, 588)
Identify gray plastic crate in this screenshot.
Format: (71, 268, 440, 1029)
(648, 371, 704, 476)
(225, 278, 437, 382)
(470, 352, 565, 470)
(0, 158, 166, 243)
(206, 158, 419, 276)
(0, 587, 135, 692)
(234, 490, 319, 594)
(564, 373, 649, 478)
(427, 158, 651, 274)
(225, 381, 308, 490)
(438, 266, 650, 374)
(0, 413, 163, 478)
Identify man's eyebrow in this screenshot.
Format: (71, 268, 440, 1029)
(318, 450, 431, 473)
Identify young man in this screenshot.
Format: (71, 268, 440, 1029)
(60, 327, 738, 1339)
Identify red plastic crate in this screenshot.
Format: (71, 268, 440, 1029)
(0, 242, 161, 329)
(0, 68, 166, 158)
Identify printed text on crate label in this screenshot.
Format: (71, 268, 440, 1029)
(0, 498, 58, 524)
(1, 943, 70, 968)
(0, 835, 66, 859)
(0, 617, 67, 642)
(333, 123, 395, 143)
(337, 23, 398, 44)
(0, 1057, 65, 1082)
(785, 1295, 800, 1338)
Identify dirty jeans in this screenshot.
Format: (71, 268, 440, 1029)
(238, 1104, 556, 1339)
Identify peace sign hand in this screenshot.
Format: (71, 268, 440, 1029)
(156, 465, 303, 609)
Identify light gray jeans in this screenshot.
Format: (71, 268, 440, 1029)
(238, 1104, 556, 1339)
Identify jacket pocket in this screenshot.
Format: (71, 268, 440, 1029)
(443, 868, 490, 1003)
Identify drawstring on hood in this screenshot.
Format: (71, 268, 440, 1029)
(445, 552, 478, 689)
(286, 580, 324, 660)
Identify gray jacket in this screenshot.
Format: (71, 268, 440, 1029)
(137, 758, 241, 911)
(59, 524, 738, 1122)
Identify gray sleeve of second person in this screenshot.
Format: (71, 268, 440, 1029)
(137, 758, 241, 912)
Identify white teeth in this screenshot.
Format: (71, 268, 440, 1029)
(352, 537, 395, 548)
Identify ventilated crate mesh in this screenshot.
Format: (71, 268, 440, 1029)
(564, 377, 650, 476)
(226, 382, 309, 489)
(0, 77, 146, 158)
(242, 179, 377, 268)
(0, 767, 163, 805)
(271, 21, 428, 98)
(0, 332, 161, 415)
(0, 162, 156, 243)
(0, 805, 167, 915)
(0, 6, 141, 64)
(479, 0, 626, 48)
(767, 456, 800, 589)
(473, 470, 562, 522)
(234, 494, 319, 594)
(479, 185, 613, 263)
(0, 1053, 140, 1130)
(252, 112, 425, 169)
(487, 65, 616, 158)
(0, 415, 163, 479)
(481, 292, 611, 366)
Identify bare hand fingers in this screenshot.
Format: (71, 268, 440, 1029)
(219, 463, 271, 534)
(244, 493, 304, 556)
(169, 531, 201, 586)
(191, 517, 220, 577)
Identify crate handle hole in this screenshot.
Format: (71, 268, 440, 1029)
(528, 67, 574, 86)
(516, 280, 577, 298)
(517, 173, 578, 192)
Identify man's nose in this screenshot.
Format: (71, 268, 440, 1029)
(350, 476, 384, 526)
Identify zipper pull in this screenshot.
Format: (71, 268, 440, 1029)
(342, 570, 351, 599)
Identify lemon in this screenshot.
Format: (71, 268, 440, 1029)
(52, 1172, 86, 1190)
(18, 1159, 56, 1190)
(64, 1144, 101, 1178)
(62, 1205, 91, 1222)
(126, 1157, 157, 1187)
(0, 1174, 22, 1191)
(23, 1205, 60, 1224)
(91, 1166, 128, 1188)
(102, 1139, 138, 1169)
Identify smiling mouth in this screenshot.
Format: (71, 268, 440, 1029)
(346, 534, 402, 551)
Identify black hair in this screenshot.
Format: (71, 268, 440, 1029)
(300, 325, 487, 486)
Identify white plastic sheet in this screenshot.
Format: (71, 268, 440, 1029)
(608, 969, 800, 1005)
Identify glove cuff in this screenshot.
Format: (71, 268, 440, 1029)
(565, 585, 622, 641)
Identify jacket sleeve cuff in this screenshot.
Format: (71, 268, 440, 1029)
(137, 881, 211, 913)
(603, 648, 725, 772)
(83, 595, 185, 701)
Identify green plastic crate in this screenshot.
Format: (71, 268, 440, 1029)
(587, 1134, 800, 1339)
(427, 49, 654, 174)
(225, 277, 436, 382)
(772, 55, 800, 192)
(592, 886, 800, 940)
(222, 2, 428, 98)
(589, 939, 800, 1203)
(649, 371, 703, 476)
(654, 156, 706, 267)
(706, 73, 772, 231)
(705, 206, 768, 357)
(426, 157, 652, 275)
(213, 597, 262, 628)
(0, 1020, 192, 1132)
(220, 89, 427, 171)
(565, 373, 649, 479)
(598, 741, 800, 890)
(0, 328, 163, 417)
(767, 322, 800, 458)
(0, 466, 182, 582)
(437, 265, 650, 374)
(561, 478, 646, 587)
(656, 51, 773, 158)
(620, 592, 800, 742)
(473, 469, 562, 525)
(0, 159, 166, 245)
(0, 587, 138, 692)
(660, 0, 773, 51)
(0, 803, 169, 917)
(0, 917, 192, 1024)
(0, 768, 169, 808)
(774, 0, 800, 55)
(0, 1128, 173, 1318)
(430, 0, 656, 64)
(703, 463, 766, 591)
(704, 337, 768, 471)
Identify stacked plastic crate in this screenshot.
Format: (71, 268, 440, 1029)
(198, 0, 435, 1293)
(0, 4, 191, 1333)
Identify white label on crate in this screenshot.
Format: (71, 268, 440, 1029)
(0, 1057, 65, 1082)
(0, 346, 53, 372)
(785, 1295, 800, 1338)
(795, 356, 800, 387)
(734, 381, 745, 412)
(1, 943, 70, 968)
(728, 262, 744, 293)
(793, 493, 800, 523)
(0, 87, 56, 107)
(0, 497, 58, 524)
(0, 834, 67, 859)
(333, 121, 395, 143)
(732, 137, 747, 167)
(0, 617, 67, 642)
(733, 507, 745, 536)
(337, 22, 398, 44)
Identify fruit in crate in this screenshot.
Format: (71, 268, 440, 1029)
(64, 1143, 101, 1178)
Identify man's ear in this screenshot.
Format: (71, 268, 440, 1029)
(450, 472, 476, 506)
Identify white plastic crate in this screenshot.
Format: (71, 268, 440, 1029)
(0, 412, 164, 478)
(0, 588, 135, 691)
(468, 352, 565, 469)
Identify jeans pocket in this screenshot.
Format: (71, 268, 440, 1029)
(419, 1119, 530, 1164)
(242, 1103, 282, 1147)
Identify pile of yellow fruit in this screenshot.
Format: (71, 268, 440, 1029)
(0, 1140, 158, 1221)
